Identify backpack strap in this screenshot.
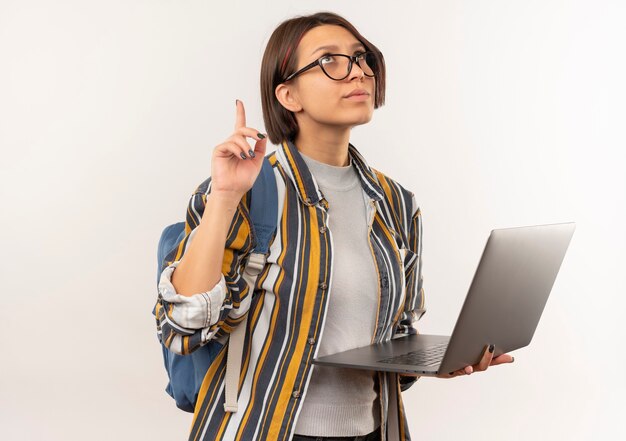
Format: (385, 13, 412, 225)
(248, 155, 279, 255)
(224, 156, 278, 413)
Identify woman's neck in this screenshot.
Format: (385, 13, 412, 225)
(293, 123, 351, 167)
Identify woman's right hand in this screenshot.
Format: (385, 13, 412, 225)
(210, 99, 268, 204)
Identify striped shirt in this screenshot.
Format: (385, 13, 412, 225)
(154, 138, 426, 441)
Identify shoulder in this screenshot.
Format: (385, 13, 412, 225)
(369, 167, 422, 247)
(371, 167, 418, 216)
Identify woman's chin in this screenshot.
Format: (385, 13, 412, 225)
(350, 112, 374, 126)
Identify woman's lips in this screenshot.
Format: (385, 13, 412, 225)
(344, 94, 370, 101)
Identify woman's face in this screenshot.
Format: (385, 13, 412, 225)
(278, 24, 376, 130)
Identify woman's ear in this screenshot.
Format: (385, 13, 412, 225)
(275, 83, 302, 113)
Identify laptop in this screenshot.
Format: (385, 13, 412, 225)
(313, 222, 576, 376)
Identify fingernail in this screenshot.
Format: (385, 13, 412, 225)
(248, 149, 256, 158)
(240, 152, 247, 159)
(257, 133, 266, 139)
(512, 357, 515, 363)
(235, 99, 239, 106)
(489, 344, 494, 353)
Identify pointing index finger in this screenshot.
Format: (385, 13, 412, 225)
(235, 99, 246, 130)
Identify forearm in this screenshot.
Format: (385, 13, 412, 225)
(171, 192, 241, 296)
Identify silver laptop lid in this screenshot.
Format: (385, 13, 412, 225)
(439, 222, 576, 372)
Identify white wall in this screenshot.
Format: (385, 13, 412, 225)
(1, 1, 623, 440)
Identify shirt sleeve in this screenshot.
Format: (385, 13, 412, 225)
(395, 193, 426, 391)
(395, 194, 426, 336)
(153, 183, 256, 355)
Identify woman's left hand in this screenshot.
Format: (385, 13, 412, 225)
(439, 344, 514, 379)
(402, 344, 515, 379)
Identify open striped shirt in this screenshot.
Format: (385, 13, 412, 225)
(154, 138, 426, 441)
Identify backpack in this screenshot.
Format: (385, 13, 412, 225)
(153, 156, 278, 413)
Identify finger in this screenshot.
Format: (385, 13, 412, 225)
(476, 344, 495, 372)
(232, 129, 267, 159)
(250, 136, 268, 162)
(214, 141, 250, 160)
(235, 99, 246, 130)
(233, 126, 266, 144)
(244, 137, 268, 167)
(227, 135, 257, 159)
(490, 354, 515, 366)
(447, 368, 467, 378)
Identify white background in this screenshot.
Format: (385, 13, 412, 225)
(1, 1, 624, 440)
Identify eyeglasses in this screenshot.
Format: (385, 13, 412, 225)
(282, 51, 377, 83)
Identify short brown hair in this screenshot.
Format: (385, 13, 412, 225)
(260, 11, 386, 145)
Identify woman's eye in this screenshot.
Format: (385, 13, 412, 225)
(320, 54, 335, 64)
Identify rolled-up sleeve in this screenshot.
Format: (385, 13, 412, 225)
(158, 259, 228, 330)
(153, 183, 256, 355)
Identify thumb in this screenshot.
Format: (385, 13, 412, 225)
(251, 136, 268, 165)
(477, 344, 495, 371)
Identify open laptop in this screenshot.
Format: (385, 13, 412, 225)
(313, 222, 576, 376)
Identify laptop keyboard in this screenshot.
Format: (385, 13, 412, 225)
(377, 342, 448, 366)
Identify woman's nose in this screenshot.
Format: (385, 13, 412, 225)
(347, 59, 365, 81)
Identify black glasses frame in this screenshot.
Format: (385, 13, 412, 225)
(282, 51, 376, 83)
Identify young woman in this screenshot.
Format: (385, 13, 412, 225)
(155, 11, 513, 441)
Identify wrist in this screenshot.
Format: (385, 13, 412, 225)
(207, 191, 242, 211)
(200, 192, 242, 229)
